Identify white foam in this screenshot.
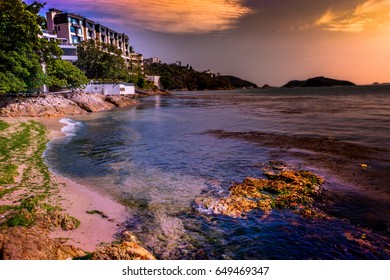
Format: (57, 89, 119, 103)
(59, 118, 84, 138)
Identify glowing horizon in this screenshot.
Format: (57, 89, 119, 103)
(28, 0, 390, 86)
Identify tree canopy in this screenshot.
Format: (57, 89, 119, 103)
(0, 0, 87, 94)
(0, 0, 46, 93)
(76, 40, 130, 82)
(46, 59, 89, 91)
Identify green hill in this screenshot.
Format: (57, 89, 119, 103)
(145, 63, 257, 91)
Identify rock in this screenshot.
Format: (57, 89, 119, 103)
(283, 76, 356, 88)
(0, 95, 86, 117)
(122, 231, 140, 243)
(64, 92, 115, 112)
(0, 226, 86, 260)
(194, 169, 328, 219)
(105, 95, 139, 107)
(0, 92, 140, 117)
(91, 241, 155, 260)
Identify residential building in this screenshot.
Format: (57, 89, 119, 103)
(85, 82, 135, 95)
(45, 8, 142, 73)
(41, 30, 78, 62)
(144, 57, 161, 64)
(130, 52, 144, 74)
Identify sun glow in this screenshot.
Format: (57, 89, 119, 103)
(315, 0, 390, 32)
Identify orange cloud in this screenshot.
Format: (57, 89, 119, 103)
(315, 0, 390, 32)
(64, 0, 253, 34)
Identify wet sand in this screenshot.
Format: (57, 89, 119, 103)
(1, 117, 128, 252)
(38, 117, 128, 252)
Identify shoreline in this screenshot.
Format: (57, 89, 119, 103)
(40, 117, 128, 252)
(0, 116, 154, 259)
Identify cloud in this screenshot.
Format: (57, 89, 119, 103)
(48, 0, 253, 34)
(315, 0, 390, 32)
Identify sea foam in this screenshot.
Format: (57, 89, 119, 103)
(59, 118, 83, 138)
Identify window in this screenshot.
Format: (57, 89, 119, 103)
(77, 28, 83, 35)
(58, 26, 61, 31)
(61, 47, 77, 56)
(71, 35, 79, 44)
(70, 26, 75, 33)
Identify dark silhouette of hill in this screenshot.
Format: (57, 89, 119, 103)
(284, 76, 356, 88)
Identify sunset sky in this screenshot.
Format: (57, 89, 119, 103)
(30, 0, 390, 86)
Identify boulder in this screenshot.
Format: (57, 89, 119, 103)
(0, 226, 86, 260)
(91, 241, 156, 260)
(64, 93, 115, 112)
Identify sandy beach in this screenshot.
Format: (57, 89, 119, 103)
(0, 116, 155, 259)
(38, 117, 128, 252)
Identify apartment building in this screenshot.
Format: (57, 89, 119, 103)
(41, 30, 78, 62)
(45, 9, 143, 73)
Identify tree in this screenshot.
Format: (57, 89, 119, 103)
(76, 40, 129, 81)
(46, 59, 88, 91)
(0, 0, 51, 93)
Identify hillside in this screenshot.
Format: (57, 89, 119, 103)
(145, 63, 257, 91)
(284, 76, 356, 88)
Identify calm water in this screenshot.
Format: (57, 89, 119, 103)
(46, 86, 390, 259)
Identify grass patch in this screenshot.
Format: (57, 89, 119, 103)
(0, 164, 18, 184)
(0, 120, 9, 131)
(0, 187, 17, 199)
(0, 205, 15, 214)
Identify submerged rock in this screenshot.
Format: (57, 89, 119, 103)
(194, 169, 327, 219)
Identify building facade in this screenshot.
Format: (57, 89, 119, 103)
(45, 9, 143, 73)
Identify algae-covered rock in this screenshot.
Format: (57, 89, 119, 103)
(194, 169, 328, 219)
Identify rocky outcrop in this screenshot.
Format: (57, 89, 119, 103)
(283, 76, 356, 88)
(194, 169, 328, 219)
(91, 241, 156, 260)
(0, 95, 86, 117)
(0, 226, 86, 260)
(105, 95, 139, 107)
(0, 92, 140, 117)
(64, 92, 115, 112)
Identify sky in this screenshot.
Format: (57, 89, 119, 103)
(30, 0, 390, 86)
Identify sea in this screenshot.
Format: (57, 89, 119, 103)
(45, 85, 390, 260)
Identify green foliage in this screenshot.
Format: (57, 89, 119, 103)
(145, 63, 257, 91)
(76, 40, 129, 81)
(0, 0, 51, 93)
(46, 59, 88, 91)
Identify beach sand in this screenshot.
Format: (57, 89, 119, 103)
(38, 117, 128, 252)
(1, 117, 128, 253)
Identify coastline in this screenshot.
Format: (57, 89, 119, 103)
(39, 117, 128, 252)
(0, 115, 154, 259)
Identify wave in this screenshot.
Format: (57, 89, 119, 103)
(59, 118, 84, 138)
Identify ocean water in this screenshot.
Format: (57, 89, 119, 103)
(45, 86, 390, 259)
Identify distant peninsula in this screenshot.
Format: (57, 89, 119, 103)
(145, 62, 257, 91)
(283, 76, 356, 88)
